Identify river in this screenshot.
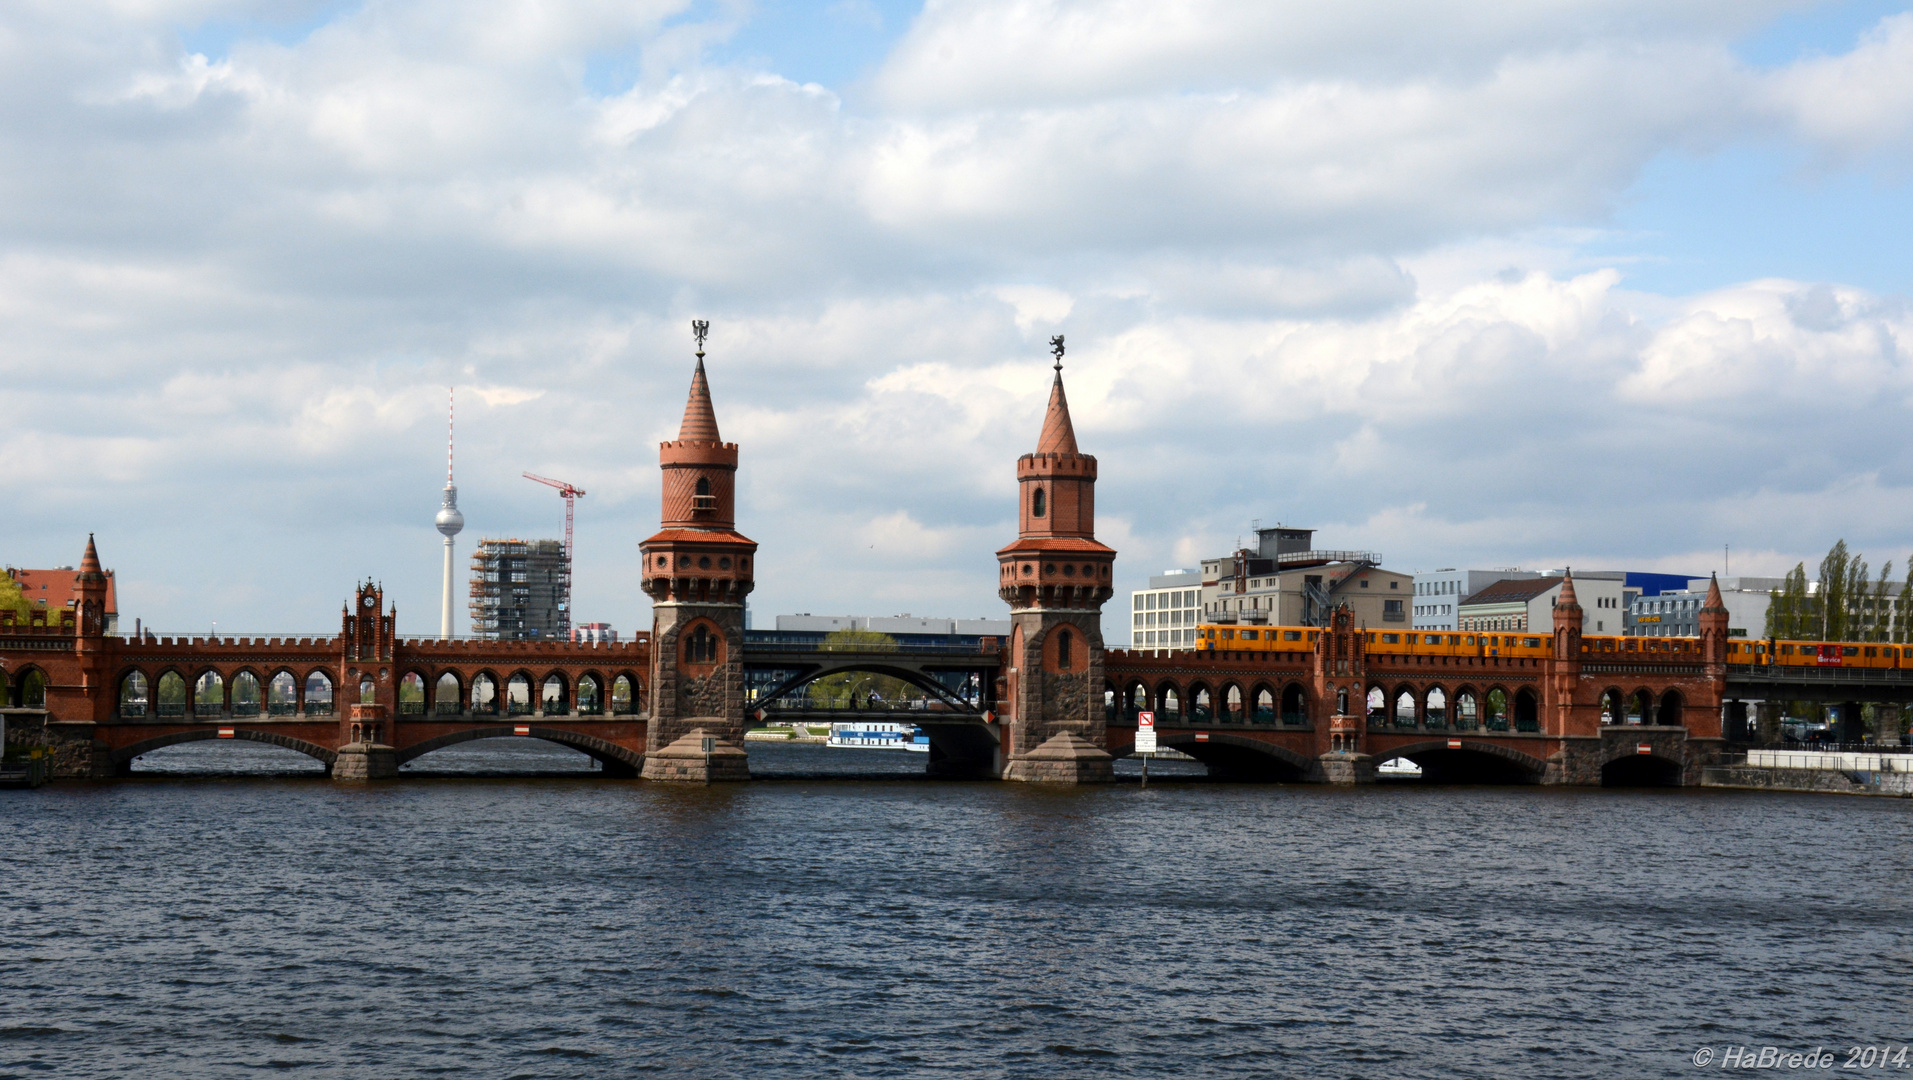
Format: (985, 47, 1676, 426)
(2, 740, 1907, 1078)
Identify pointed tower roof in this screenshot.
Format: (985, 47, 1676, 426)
(1701, 572, 1727, 613)
(1557, 567, 1580, 608)
(80, 533, 102, 575)
(1036, 369, 1079, 455)
(678, 355, 722, 443)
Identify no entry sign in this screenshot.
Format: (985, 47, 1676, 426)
(1135, 711, 1157, 754)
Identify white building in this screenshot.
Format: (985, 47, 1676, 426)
(1629, 577, 1783, 638)
(1411, 570, 1541, 630)
(1456, 574, 1628, 635)
(1130, 569, 1201, 651)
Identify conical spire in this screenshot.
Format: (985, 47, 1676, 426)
(1036, 351, 1079, 455)
(1557, 567, 1579, 608)
(79, 533, 102, 575)
(1701, 571, 1727, 613)
(678, 355, 722, 443)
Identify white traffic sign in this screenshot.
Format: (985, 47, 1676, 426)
(1135, 711, 1157, 754)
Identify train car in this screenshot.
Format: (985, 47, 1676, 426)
(1195, 625, 1316, 653)
(1763, 640, 1905, 670)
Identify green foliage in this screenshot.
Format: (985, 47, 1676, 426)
(805, 629, 926, 706)
(0, 574, 33, 621)
(1768, 541, 1913, 642)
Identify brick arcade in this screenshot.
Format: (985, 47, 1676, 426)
(0, 334, 1781, 787)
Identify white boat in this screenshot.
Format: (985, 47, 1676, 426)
(1377, 756, 1423, 777)
(826, 722, 930, 752)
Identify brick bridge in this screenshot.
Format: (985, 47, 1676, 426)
(2, 337, 1886, 785)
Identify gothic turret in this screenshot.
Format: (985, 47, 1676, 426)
(994, 336, 1115, 783)
(73, 534, 110, 640)
(638, 321, 756, 782)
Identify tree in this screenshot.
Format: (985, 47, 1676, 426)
(0, 574, 32, 621)
(1869, 560, 1893, 641)
(1818, 540, 1850, 641)
(1767, 563, 1810, 639)
(805, 630, 924, 707)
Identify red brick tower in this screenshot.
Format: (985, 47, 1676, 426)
(638, 322, 756, 782)
(996, 337, 1116, 782)
(1550, 570, 1586, 737)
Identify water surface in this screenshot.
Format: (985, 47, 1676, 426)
(3, 740, 1906, 1078)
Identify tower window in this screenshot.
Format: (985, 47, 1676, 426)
(696, 476, 710, 496)
(1057, 629, 1073, 670)
(1031, 487, 1045, 518)
(684, 625, 717, 664)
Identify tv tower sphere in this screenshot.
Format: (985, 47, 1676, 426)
(436, 485, 465, 537)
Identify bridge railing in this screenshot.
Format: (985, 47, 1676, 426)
(743, 639, 999, 657)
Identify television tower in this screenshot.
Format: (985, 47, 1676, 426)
(435, 387, 465, 638)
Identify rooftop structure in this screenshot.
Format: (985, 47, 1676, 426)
(5, 558, 118, 634)
(468, 538, 569, 639)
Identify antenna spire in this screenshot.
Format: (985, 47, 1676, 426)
(447, 385, 455, 485)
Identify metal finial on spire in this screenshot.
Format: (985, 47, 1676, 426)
(1050, 334, 1065, 373)
(692, 319, 710, 360)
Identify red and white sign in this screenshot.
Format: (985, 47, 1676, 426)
(1134, 711, 1157, 754)
(1447, 739, 1462, 749)
(1195, 732, 1210, 742)
(217, 728, 235, 739)
(1637, 742, 1653, 755)
(514, 725, 532, 736)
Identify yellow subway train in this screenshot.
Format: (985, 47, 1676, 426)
(1196, 624, 1913, 669)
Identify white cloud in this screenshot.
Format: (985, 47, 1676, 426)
(1, 0, 1910, 641)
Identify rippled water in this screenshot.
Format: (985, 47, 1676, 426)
(4, 741, 1908, 1079)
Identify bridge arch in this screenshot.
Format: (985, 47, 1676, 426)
(111, 728, 339, 772)
(610, 672, 641, 714)
(1151, 731, 1312, 781)
(1391, 685, 1417, 728)
(1371, 739, 1548, 784)
(1424, 685, 1447, 729)
(751, 661, 984, 715)
(396, 725, 643, 777)
(1514, 687, 1539, 731)
(1657, 689, 1683, 728)
(1598, 687, 1625, 725)
(1602, 751, 1682, 787)
(1188, 682, 1214, 723)
(1155, 682, 1182, 721)
(1281, 682, 1309, 725)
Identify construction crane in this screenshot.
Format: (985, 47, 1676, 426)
(523, 471, 586, 582)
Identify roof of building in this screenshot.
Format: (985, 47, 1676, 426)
(8, 566, 117, 613)
(678, 355, 722, 443)
(1459, 576, 1564, 607)
(1035, 369, 1079, 455)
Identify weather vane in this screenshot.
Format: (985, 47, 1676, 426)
(1050, 334, 1065, 372)
(692, 319, 709, 359)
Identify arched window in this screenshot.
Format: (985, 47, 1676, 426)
(268, 671, 298, 715)
(1056, 628, 1073, 669)
(507, 674, 531, 716)
(359, 676, 376, 705)
(433, 673, 461, 714)
(1031, 487, 1046, 518)
(611, 675, 635, 714)
(232, 671, 262, 717)
(696, 476, 710, 496)
(194, 671, 224, 717)
(577, 675, 602, 715)
(155, 672, 187, 717)
(119, 672, 149, 718)
(541, 675, 567, 715)
(684, 626, 717, 664)
(399, 673, 426, 715)
(304, 671, 335, 716)
(471, 674, 497, 715)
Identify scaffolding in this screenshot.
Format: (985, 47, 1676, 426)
(468, 538, 569, 640)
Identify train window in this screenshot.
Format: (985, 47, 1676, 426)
(1284, 630, 1301, 641)
(1241, 631, 1259, 640)
(1425, 635, 1441, 644)
(1865, 647, 1877, 657)
(1464, 636, 1476, 646)
(1222, 630, 1235, 640)
(1381, 633, 1400, 644)
(1843, 646, 1859, 656)
(1781, 645, 1794, 655)
(1523, 637, 1541, 648)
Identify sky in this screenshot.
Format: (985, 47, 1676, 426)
(4, 0, 1913, 641)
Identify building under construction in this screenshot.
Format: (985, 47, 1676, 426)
(468, 539, 569, 640)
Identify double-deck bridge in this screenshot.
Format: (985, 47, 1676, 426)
(4, 345, 1901, 786)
